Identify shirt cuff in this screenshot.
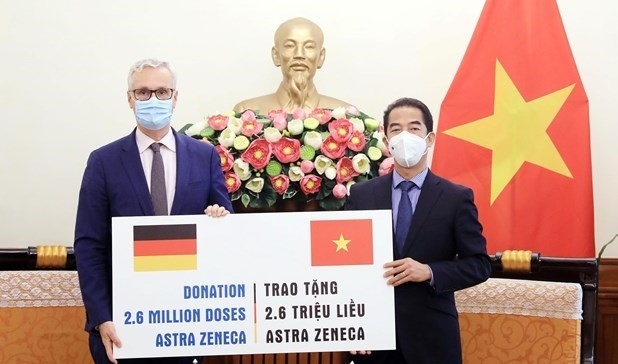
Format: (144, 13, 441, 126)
(426, 264, 435, 287)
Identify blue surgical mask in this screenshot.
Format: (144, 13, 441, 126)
(134, 98, 173, 130)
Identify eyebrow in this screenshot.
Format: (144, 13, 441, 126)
(388, 120, 423, 128)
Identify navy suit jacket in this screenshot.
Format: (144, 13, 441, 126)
(74, 128, 232, 332)
(345, 170, 491, 364)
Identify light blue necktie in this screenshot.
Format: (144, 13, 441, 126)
(395, 181, 415, 253)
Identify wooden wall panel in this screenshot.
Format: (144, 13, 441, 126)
(596, 258, 618, 364)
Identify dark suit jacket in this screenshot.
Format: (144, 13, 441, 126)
(74, 128, 232, 332)
(345, 170, 491, 364)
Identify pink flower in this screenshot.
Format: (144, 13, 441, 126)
(215, 145, 234, 172)
(273, 116, 287, 131)
(292, 108, 306, 120)
(272, 137, 301, 164)
(269, 174, 290, 195)
(346, 130, 366, 152)
(241, 118, 263, 137)
(300, 160, 314, 174)
(241, 110, 257, 123)
(328, 118, 354, 143)
(310, 109, 332, 125)
(346, 105, 360, 116)
(224, 172, 241, 193)
(379, 157, 395, 176)
(320, 135, 347, 160)
(332, 183, 347, 199)
(241, 139, 272, 170)
(336, 157, 360, 184)
(299, 174, 322, 195)
(268, 109, 288, 131)
(267, 109, 287, 121)
(207, 115, 229, 131)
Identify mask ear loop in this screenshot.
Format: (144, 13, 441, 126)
(421, 132, 434, 156)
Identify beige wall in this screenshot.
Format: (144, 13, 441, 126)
(1, 0, 616, 256)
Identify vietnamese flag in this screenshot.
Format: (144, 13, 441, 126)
(133, 224, 197, 272)
(432, 0, 594, 257)
(310, 219, 373, 266)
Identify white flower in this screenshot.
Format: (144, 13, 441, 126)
(185, 121, 207, 137)
(303, 131, 323, 150)
(227, 117, 243, 134)
(232, 159, 252, 181)
(331, 107, 346, 119)
(287, 119, 304, 135)
(288, 166, 304, 182)
(314, 155, 334, 175)
(245, 177, 264, 193)
(349, 117, 365, 133)
(346, 180, 356, 195)
(217, 127, 236, 147)
(324, 166, 337, 180)
(263, 127, 282, 143)
(372, 131, 388, 153)
(352, 154, 371, 174)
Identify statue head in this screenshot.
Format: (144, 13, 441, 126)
(271, 17, 326, 99)
(233, 17, 351, 113)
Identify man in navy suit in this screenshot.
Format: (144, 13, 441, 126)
(74, 58, 233, 364)
(346, 97, 491, 364)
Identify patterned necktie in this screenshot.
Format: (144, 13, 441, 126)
(150, 143, 168, 215)
(395, 181, 415, 253)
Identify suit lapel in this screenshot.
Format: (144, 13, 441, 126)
(372, 175, 399, 258)
(120, 130, 152, 215)
(401, 170, 442, 255)
(171, 130, 189, 215)
(375, 174, 394, 210)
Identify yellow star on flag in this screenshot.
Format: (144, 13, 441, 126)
(443, 60, 575, 204)
(332, 234, 351, 252)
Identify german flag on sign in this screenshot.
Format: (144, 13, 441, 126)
(133, 224, 197, 272)
(310, 219, 373, 266)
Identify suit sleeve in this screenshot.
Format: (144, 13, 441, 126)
(208, 148, 234, 212)
(428, 187, 492, 293)
(74, 151, 112, 331)
(344, 184, 360, 211)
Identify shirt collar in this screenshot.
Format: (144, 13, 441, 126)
(135, 128, 176, 153)
(392, 167, 429, 189)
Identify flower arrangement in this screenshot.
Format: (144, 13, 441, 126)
(180, 106, 394, 210)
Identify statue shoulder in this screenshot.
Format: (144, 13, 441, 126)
(317, 95, 355, 110)
(233, 94, 278, 113)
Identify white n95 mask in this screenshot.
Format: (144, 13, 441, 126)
(388, 132, 430, 168)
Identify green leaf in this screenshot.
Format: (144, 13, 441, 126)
(200, 127, 215, 138)
(358, 111, 374, 120)
(241, 194, 251, 208)
(230, 191, 242, 201)
(247, 183, 278, 209)
(177, 123, 193, 134)
(283, 189, 298, 200)
(319, 196, 346, 211)
(598, 234, 618, 259)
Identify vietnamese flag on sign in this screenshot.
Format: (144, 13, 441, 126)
(432, 0, 594, 257)
(310, 219, 373, 266)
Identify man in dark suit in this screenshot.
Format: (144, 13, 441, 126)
(74, 58, 233, 364)
(346, 97, 491, 364)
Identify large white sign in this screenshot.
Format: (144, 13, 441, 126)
(112, 209, 395, 359)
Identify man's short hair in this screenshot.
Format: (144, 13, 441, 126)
(383, 97, 434, 133)
(127, 58, 177, 90)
